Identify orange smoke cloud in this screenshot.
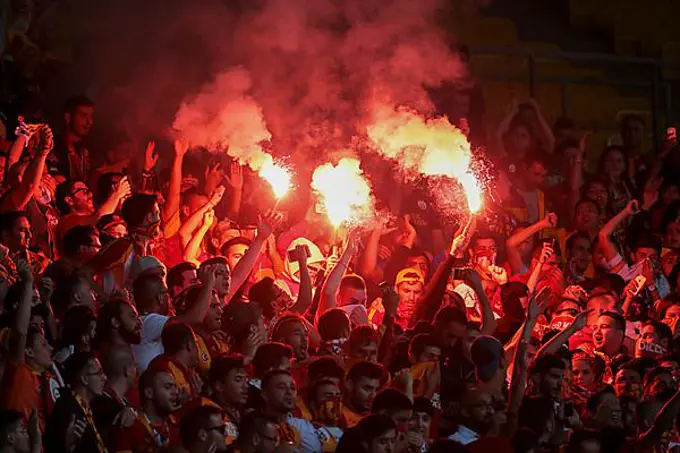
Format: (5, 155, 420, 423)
(311, 158, 374, 227)
(366, 105, 483, 212)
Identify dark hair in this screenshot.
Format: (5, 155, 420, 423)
(64, 95, 93, 115)
(371, 388, 413, 415)
(209, 354, 245, 386)
(308, 378, 340, 405)
(63, 351, 97, 387)
(248, 278, 278, 319)
(60, 306, 96, 349)
(167, 262, 197, 292)
(0, 211, 28, 235)
(55, 181, 79, 215)
(413, 397, 435, 416)
(271, 314, 306, 344)
(236, 412, 279, 444)
(95, 300, 132, 346)
(433, 306, 468, 328)
(409, 333, 440, 361)
(566, 429, 601, 453)
(221, 300, 261, 348)
(100, 344, 135, 378)
(512, 427, 539, 453)
(220, 237, 252, 257)
(566, 231, 593, 254)
(631, 232, 662, 255)
(121, 194, 157, 229)
(51, 270, 91, 320)
(574, 197, 602, 217)
(308, 356, 345, 383)
(643, 320, 673, 346)
(348, 325, 378, 351)
(252, 342, 293, 378)
(643, 366, 673, 389)
(317, 308, 350, 341)
(161, 322, 195, 355)
(179, 405, 223, 447)
(356, 414, 397, 443)
(598, 145, 629, 175)
(347, 361, 386, 384)
(261, 369, 293, 391)
(139, 367, 166, 402)
(500, 282, 529, 320)
(63, 225, 98, 258)
(132, 274, 164, 312)
(200, 256, 229, 270)
(340, 274, 367, 295)
(531, 353, 566, 377)
(599, 311, 626, 331)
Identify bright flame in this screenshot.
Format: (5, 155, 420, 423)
(311, 158, 374, 227)
(366, 105, 483, 212)
(259, 161, 292, 199)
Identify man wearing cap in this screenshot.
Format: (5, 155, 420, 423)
(369, 267, 424, 330)
(96, 214, 127, 246)
(470, 335, 506, 397)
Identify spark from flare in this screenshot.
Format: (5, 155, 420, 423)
(311, 158, 374, 228)
(366, 105, 483, 212)
(259, 159, 292, 199)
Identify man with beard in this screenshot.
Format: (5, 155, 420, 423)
(92, 345, 138, 448)
(148, 323, 202, 404)
(293, 379, 344, 452)
(564, 231, 593, 283)
(49, 96, 94, 181)
(448, 387, 495, 445)
(271, 315, 311, 385)
(259, 370, 318, 451)
(205, 354, 249, 445)
(226, 412, 280, 453)
(95, 300, 143, 349)
(343, 361, 386, 428)
(0, 211, 50, 279)
(132, 265, 215, 371)
(179, 406, 228, 453)
(635, 320, 672, 359)
(167, 262, 199, 299)
(175, 285, 229, 376)
(44, 352, 108, 453)
(112, 369, 181, 453)
(530, 354, 567, 402)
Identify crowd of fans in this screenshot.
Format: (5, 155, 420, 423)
(4, 13, 680, 453)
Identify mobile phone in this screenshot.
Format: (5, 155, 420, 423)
(451, 267, 468, 280)
(633, 275, 647, 295)
(667, 126, 677, 141)
(287, 244, 311, 261)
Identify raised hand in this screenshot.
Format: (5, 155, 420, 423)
(542, 212, 558, 229)
(173, 137, 189, 157)
(208, 186, 226, 208)
(198, 264, 217, 287)
(225, 161, 244, 190)
(144, 141, 158, 172)
(39, 125, 54, 154)
(115, 176, 132, 201)
(450, 216, 476, 257)
(624, 199, 640, 216)
(538, 242, 554, 266)
(258, 210, 284, 238)
(205, 163, 225, 195)
(487, 264, 508, 285)
(65, 415, 87, 452)
(203, 210, 216, 228)
(16, 258, 33, 284)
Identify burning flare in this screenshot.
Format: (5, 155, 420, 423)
(367, 105, 483, 212)
(311, 158, 374, 227)
(259, 159, 292, 199)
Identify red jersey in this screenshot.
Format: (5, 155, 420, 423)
(112, 412, 170, 453)
(147, 355, 200, 403)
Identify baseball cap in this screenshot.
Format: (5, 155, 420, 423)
(395, 267, 425, 287)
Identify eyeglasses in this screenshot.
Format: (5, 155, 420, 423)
(71, 187, 91, 197)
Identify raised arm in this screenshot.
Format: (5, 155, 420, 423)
(224, 161, 244, 221)
(506, 213, 556, 274)
(8, 259, 34, 364)
(265, 235, 285, 278)
(173, 264, 216, 325)
(290, 246, 312, 316)
(527, 99, 555, 153)
(4, 127, 53, 210)
(495, 100, 520, 155)
(227, 211, 284, 302)
(179, 187, 225, 248)
(464, 268, 496, 335)
(526, 242, 553, 294)
(316, 231, 360, 324)
(96, 176, 131, 217)
(139, 141, 159, 193)
(183, 210, 214, 264)
(535, 309, 590, 359)
(598, 200, 638, 263)
(164, 138, 189, 225)
(358, 224, 394, 283)
(636, 388, 680, 451)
